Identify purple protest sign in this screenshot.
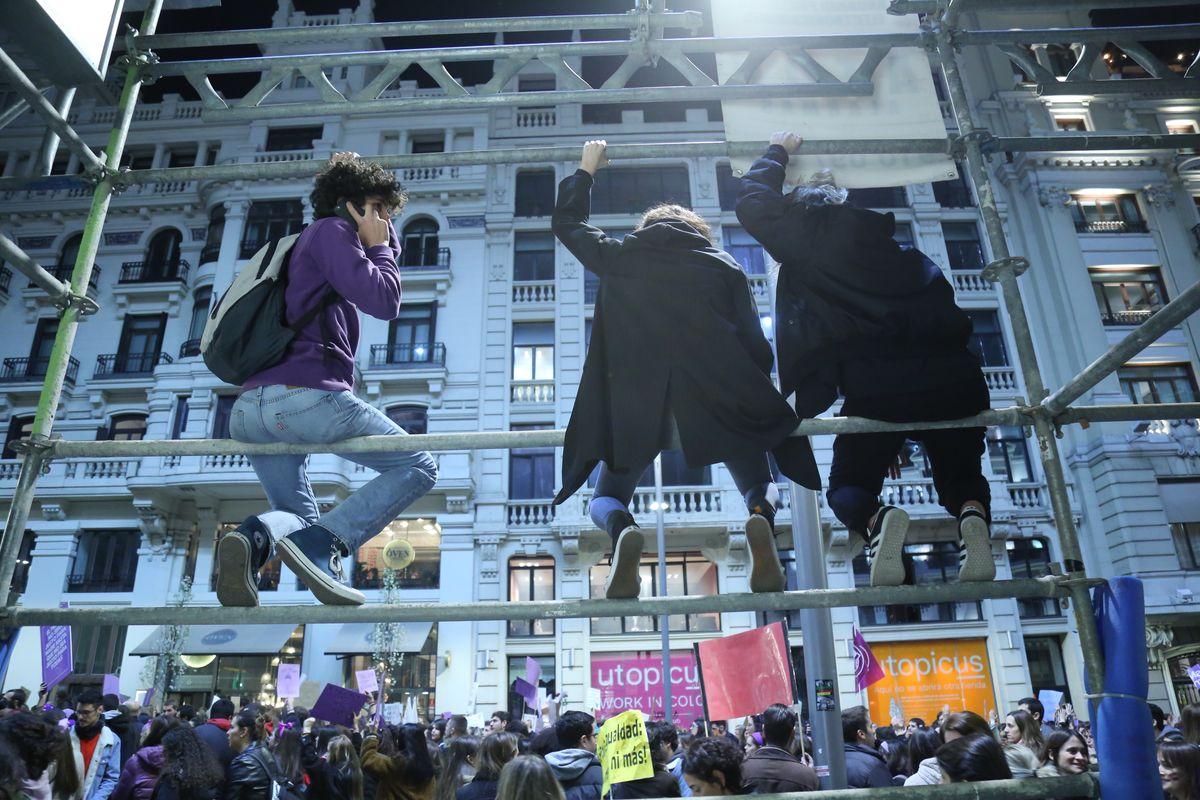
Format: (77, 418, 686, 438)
(40, 623, 72, 689)
(513, 677, 538, 709)
(277, 664, 301, 699)
(525, 656, 541, 688)
(311, 684, 369, 728)
(102, 674, 120, 696)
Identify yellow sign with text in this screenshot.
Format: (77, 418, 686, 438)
(596, 710, 654, 796)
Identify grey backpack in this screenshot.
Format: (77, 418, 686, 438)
(201, 232, 338, 385)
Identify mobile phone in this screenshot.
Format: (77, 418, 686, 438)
(335, 198, 366, 223)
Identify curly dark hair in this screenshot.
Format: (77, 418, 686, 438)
(310, 152, 407, 220)
(161, 726, 224, 791)
(682, 736, 744, 793)
(0, 712, 62, 777)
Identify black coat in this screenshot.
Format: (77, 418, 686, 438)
(455, 777, 499, 800)
(609, 768, 681, 798)
(843, 744, 893, 789)
(151, 777, 220, 800)
(741, 746, 819, 793)
(196, 721, 234, 769)
(223, 743, 274, 800)
(551, 169, 819, 500)
(736, 146, 989, 422)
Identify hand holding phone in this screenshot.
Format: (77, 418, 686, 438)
(343, 200, 390, 249)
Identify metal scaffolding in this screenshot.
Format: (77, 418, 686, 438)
(2, 0, 1199, 795)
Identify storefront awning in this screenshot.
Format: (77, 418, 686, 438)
(130, 625, 298, 657)
(324, 622, 434, 656)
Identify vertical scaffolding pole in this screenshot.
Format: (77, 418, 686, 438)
(932, 21, 1106, 691)
(654, 454, 673, 724)
(0, 0, 165, 603)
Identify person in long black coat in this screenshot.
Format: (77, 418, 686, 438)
(552, 139, 820, 598)
(735, 132, 995, 588)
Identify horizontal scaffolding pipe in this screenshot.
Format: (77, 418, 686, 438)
(1043, 280, 1200, 416)
(146, 34, 926, 77)
(712, 774, 1097, 799)
(202, 82, 875, 121)
(0, 46, 105, 174)
(35, 402, 1200, 460)
(1, 578, 1065, 627)
(892, 0, 1195, 12)
(133, 11, 705, 50)
(0, 232, 71, 299)
(958, 22, 1200, 46)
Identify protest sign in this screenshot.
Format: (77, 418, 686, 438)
(596, 710, 654, 797)
(276, 664, 301, 699)
(695, 622, 794, 721)
(40, 621, 72, 689)
(384, 703, 404, 725)
(1038, 689, 1064, 721)
(311, 684, 369, 728)
(102, 674, 120, 696)
(1189, 665, 1200, 691)
(298, 680, 322, 709)
(355, 669, 379, 693)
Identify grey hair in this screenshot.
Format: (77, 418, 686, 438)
(789, 168, 848, 206)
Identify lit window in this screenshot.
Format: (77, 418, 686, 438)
(1118, 363, 1199, 405)
(1089, 267, 1167, 326)
(1069, 193, 1146, 234)
(512, 323, 554, 381)
(1054, 117, 1089, 132)
(353, 519, 441, 590)
(987, 426, 1034, 483)
(854, 542, 983, 626)
(590, 552, 720, 634)
(508, 557, 555, 636)
(1166, 120, 1199, 136)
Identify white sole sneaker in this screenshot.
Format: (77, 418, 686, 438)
(868, 507, 909, 587)
(276, 537, 367, 606)
(215, 531, 259, 608)
(958, 512, 995, 582)
(605, 525, 644, 599)
(747, 514, 785, 593)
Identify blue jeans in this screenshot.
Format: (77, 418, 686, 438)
(230, 385, 438, 552)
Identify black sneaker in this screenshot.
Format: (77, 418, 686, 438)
(276, 524, 366, 606)
(216, 516, 272, 608)
(865, 505, 909, 587)
(957, 505, 995, 581)
(604, 510, 643, 600)
(746, 499, 785, 593)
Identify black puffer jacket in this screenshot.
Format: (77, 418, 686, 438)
(223, 743, 275, 800)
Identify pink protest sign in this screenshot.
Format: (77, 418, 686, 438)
(590, 651, 704, 721)
(355, 669, 379, 693)
(277, 664, 301, 699)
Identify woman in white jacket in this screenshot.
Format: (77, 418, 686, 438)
(905, 711, 992, 786)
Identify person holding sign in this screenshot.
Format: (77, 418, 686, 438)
(737, 133, 995, 588)
(546, 711, 603, 800)
(552, 140, 820, 599)
(610, 721, 681, 798)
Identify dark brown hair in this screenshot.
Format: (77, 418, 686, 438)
(310, 152, 407, 220)
(635, 203, 712, 242)
(476, 732, 519, 781)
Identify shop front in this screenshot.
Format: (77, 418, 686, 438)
(590, 650, 704, 723)
(863, 638, 998, 724)
(325, 621, 438, 719)
(130, 624, 304, 709)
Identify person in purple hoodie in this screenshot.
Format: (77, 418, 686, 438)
(221, 153, 438, 607)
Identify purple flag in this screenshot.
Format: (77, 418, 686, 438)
(311, 684, 369, 728)
(102, 674, 120, 696)
(525, 656, 541, 688)
(40, 619, 73, 690)
(513, 677, 538, 708)
(853, 628, 886, 692)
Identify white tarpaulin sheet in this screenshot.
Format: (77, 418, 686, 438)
(712, 0, 957, 188)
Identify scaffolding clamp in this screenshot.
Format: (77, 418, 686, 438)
(949, 129, 998, 159)
(54, 290, 100, 317)
(10, 434, 58, 474)
(981, 255, 1030, 283)
(120, 24, 160, 83)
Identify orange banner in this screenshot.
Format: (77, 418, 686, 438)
(865, 638, 997, 724)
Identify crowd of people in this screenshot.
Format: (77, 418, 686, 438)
(3, 686, 1200, 797)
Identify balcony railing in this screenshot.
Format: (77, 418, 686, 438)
(179, 339, 202, 358)
(982, 366, 1018, 393)
(1074, 219, 1149, 234)
(29, 264, 100, 291)
(402, 248, 451, 270)
(1100, 307, 1160, 326)
(0, 356, 79, 385)
(119, 259, 190, 284)
(515, 108, 557, 128)
(507, 500, 555, 527)
(950, 269, 992, 296)
(0, 267, 10, 296)
(512, 280, 555, 305)
(368, 342, 446, 368)
(199, 241, 222, 264)
(67, 575, 135, 593)
(879, 478, 939, 509)
(511, 380, 555, 404)
(93, 352, 173, 378)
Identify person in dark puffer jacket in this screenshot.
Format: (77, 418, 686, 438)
(545, 712, 602, 800)
(113, 716, 183, 800)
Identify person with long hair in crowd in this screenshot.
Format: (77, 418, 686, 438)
(937, 735, 1013, 784)
(1002, 710, 1043, 779)
(1181, 704, 1200, 746)
(153, 726, 224, 800)
(682, 737, 745, 796)
(458, 732, 518, 800)
(1, 713, 65, 800)
(1037, 730, 1090, 778)
(225, 710, 276, 800)
(495, 756, 565, 800)
(435, 735, 479, 800)
(361, 723, 437, 800)
(1161, 741, 1200, 800)
(906, 711, 990, 786)
(270, 723, 305, 797)
(112, 716, 182, 800)
(303, 734, 363, 800)
(901, 728, 944, 786)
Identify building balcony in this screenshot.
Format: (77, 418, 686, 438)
(29, 264, 100, 292)
(512, 280, 555, 306)
(514, 107, 557, 128)
(119, 259, 189, 284)
(510, 380, 555, 404)
(0, 356, 79, 386)
(0, 457, 139, 498)
(747, 274, 771, 303)
(950, 270, 994, 298)
(367, 342, 446, 369)
(396, 165, 486, 188)
(983, 366, 1019, 395)
(93, 352, 173, 379)
(1100, 307, 1160, 327)
(199, 241, 222, 265)
(401, 248, 451, 271)
(1074, 219, 1149, 234)
(179, 339, 202, 359)
(508, 499, 555, 527)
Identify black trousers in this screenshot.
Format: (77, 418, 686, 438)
(825, 393, 990, 533)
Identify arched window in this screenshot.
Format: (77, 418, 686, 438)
(59, 233, 82, 267)
(201, 205, 224, 264)
(146, 229, 183, 274)
(386, 405, 427, 435)
(401, 219, 440, 268)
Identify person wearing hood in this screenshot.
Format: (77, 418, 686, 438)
(111, 716, 181, 800)
(551, 140, 819, 600)
(736, 132, 995, 588)
(545, 712, 602, 800)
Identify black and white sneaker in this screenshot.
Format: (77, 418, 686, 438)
(957, 506, 995, 581)
(746, 501, 785, 593)
(276, 524, 366, 606)
(604, 510, 644, 599)
(865, 505, 909, 587)
(216, 516, 271, 607)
